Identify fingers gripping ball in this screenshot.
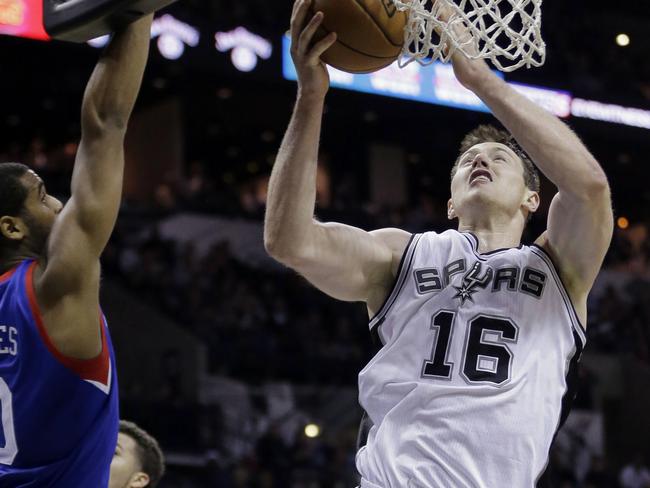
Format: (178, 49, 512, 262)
(310, 0, 408, 74)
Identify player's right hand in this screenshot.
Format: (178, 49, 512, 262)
(290, 0, 337, 100)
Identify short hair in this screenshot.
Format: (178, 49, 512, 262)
(451, 125, 541, 193)
(0, 163, 30, 217)
(119, 421, 165, 487)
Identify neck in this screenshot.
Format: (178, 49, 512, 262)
(457, 215, 525, 254)
(0, 249, 41, 274)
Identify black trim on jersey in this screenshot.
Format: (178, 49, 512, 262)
(356, 410, 374, 451)
(481, 244, 525, 255)
(369, 317, 385, 351)
(461, 231, 524, 259)
(535, 328, 584, 487)
(530, 244, 587, 341)
(462, 231, 479, 250)
(557, 330, 584, 431)
(368, 233, 418, 332)
(355, 411, 374, 484)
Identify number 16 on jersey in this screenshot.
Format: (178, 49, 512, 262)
(422, 310, 519, 386)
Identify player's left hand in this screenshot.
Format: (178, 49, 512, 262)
(433, 0, 494, 90)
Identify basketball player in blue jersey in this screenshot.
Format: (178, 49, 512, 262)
(265, 1, 614, 487)
(0, 15, 152, 487)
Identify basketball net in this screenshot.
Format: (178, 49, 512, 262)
(392, 0, 546, 72)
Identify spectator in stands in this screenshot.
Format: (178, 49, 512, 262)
(109, 420, 166, 488)
(620, 454, 650, 488)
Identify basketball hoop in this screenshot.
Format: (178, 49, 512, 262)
(392, 0, 546, 72)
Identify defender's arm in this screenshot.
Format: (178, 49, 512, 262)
(35, 15, 153, 358)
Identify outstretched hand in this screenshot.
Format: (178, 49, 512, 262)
(434, 0, 493, 90)
(290, 0, 338, 100)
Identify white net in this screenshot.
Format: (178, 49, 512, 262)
(392, 0, 546, 72)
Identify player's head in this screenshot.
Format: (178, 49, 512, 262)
(109, 421, 165, 488)
(0, 163, 62, 260)
(448, 125, 541, 229)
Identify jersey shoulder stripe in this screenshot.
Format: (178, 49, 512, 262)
(0, 267, 18, 284)
(369, 233, 422, 332)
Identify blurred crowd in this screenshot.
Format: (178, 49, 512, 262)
(590, 227, 650, 365)
(107, 230, 372, 384)
(158, 425, 361, 488)
(547, 453, 650, 488)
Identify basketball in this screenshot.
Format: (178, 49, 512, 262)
(310, 0, 408, 74)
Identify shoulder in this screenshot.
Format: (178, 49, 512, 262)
(369, 228, 413, 271)
(369, 228, 413, 251)
(31, 258, 104, 360)
(364, 229, 413, 311)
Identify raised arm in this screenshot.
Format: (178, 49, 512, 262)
(264, 0, 410, 313)
(445, 9, 613, 311)
(35, 15, 153, 358)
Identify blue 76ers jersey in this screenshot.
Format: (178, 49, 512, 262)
(0, 260, 119, 487)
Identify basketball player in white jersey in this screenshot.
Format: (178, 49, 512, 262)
(264, 1, 613, 486)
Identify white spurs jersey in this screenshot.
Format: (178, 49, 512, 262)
(356, 230, 586, 488)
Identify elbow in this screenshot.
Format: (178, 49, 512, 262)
(584, 166, 610, 198)
(264, 215, 315, 264)
(81, 101, 129, 136)
(264, 236, 295, 264)
(569, 160, 611, 201)
(263, 230, 289, 262)
(263, 235, 283, 260)
(263, 232, 310, 266)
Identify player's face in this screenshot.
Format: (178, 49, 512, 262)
(449, 142, 536, 221)
(19, 171, 62, 253)
(109, 433, 149, 488)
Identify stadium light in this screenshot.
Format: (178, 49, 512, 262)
(616, 34, 630, 47)
(617, 217, 629, 229)
(304, 423, 321, 438)
(152, 14, 200, 60)
(215, 27, 272, 73)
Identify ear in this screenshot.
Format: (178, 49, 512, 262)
(129, 472, 150, 488)
(447, 198, 457, 221)
(0, 216, 26, 242)
(522, 190, 540, 214)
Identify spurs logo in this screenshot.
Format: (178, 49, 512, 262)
(453, 262, 494, 305)
(381, 0, 398, 17)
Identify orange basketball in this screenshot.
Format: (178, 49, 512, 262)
(310, 0, 408, 74)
